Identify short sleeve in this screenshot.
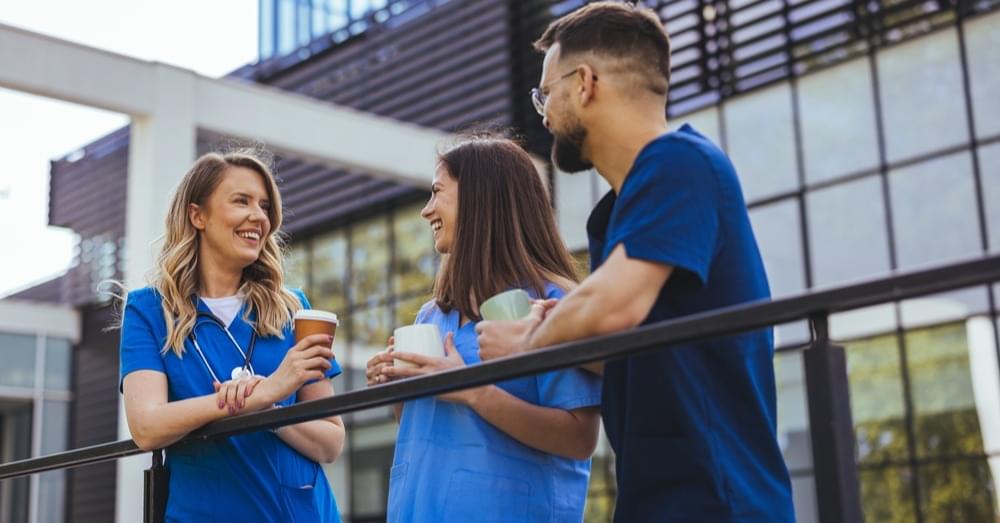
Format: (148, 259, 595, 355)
(119, 290, 167, 391)
(292, 288, 342, 380)
(414, 300, 437, 325)
(607, 139, 721, 287)
(534, 283, 603, 410)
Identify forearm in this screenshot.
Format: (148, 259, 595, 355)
(467, 386, 598, 460)
(277, 417, 345, 463)
(529, 287, 609, 375)
(128, 391, 276, 450)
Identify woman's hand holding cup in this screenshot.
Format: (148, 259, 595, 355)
(366, 336, 396, 387)
(256, 333, 334, 403)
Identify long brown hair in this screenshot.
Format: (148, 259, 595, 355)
(433, 135, 578, 321)
(153, 151, 301, 356)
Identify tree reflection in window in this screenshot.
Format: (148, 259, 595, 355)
(312, 230, 349, 316)
(393, 202, 437, 297)
(351, 216, 390, 307)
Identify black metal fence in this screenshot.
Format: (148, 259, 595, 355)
(2, 253, 999, 522)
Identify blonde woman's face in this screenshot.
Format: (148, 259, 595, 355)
(190, 166, 272, 270)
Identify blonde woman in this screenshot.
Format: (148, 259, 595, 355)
(120, 151, 344, 522)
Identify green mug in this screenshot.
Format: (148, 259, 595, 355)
(480, 289, 533, 321)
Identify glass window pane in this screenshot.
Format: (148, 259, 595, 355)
(799, 57, 880, 183)
(44, 338, 71, 391)
(807, 176, 891, 286)
(675, 107, 722, 148)
(899, 287, 990, 330)
(845, 333, 910, 463)
(0, 333, 35, 388)
(965, 11, 1000, 140)
(395, 295, 428, 329)
(831, 304, 898, 342)
(393, 203, 437, 296)
(978, 143, 1000, 253)
(860, 467, 918, 522)
(351, 306, 391, 351)
(724, 84, 799, 202)
(278, 0, 297, 55)
(555, 169, 594, 252)
(906, 322, 1000, 457)
(775, 351, 811, 472)
(791, 475, 819, 523)
(260, 0, 275, 58)
(749, 199, 806, 297)
(351, 216, 390, 306)
(284, 242, 310, 295)
(889, 152, 981, 269)
(313, 230, 348, 315)
(877, 28, 968, 163)
(918, 460, 998, 523)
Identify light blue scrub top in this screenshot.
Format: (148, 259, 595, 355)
(387, 283, 603, 523)
(119, 287, 342, 522)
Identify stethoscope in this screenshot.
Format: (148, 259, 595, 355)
(188, 311, 258, 383)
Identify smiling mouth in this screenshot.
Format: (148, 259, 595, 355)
(431, 219, 443, 233)
(237, 230, 261, 242)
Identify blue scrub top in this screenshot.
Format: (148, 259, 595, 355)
(387, 283, 602, 523)
(119, 287, 342, 522)
(587, 125, 794, 522)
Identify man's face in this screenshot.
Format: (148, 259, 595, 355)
(540, 44, 593, 173)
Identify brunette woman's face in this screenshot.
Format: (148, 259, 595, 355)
(189, 166, 272, 270)
(420, 165, 458, 254)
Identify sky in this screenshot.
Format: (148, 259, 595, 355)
(0, 0, 258, 297)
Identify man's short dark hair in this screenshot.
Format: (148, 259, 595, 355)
(534, 1, 672, 97)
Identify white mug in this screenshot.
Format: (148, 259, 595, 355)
(393, 324, 444, 369)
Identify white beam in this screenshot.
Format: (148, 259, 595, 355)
(0, 22, 447, 186)
(195, 78, 445, 187)
(0, 300, 80, 342)
(0, 23, 153, 116)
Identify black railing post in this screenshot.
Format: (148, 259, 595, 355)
(803, 313, 863, 523)
(143, 449, 168, 523)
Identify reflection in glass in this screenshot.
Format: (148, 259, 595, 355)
(798, 58, 880, 184)
(807, 176, 891, 286)
(918, 461, 998, 523)
(899, 287, 990, 330)
(284, 243, 310, 296)
(889, 152, 980, 269)
(395, 295, 429, 329)
(877, 28, 968, 162)
(859, 467, 917, 523)
(583, 455, 616, 522)
(775, 351, 811, 472)
(978, 143, 1000, 253)
(676, 107, 722, 148)
(351, 306, 391, 351)
(351, 216, 390, 307)
(906, 322, 999, 457)
(791, 475, 818, 523)
(723, 84, 799, 202)
(313, 230, 348, 315)
(965, 11, 1000, 140)
(0, 333, 35, 388)
(393, 203, 437, 296)
(749, 199, 806, 297)
(844, 333, 909, 463)
(44, 338, 72, 391)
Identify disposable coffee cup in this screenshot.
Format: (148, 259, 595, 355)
(294, 310, 339, 349)
(480, 289, 532, 321)
(393, 324, 444, 369)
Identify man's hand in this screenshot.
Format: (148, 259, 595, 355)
(476, 299, 555, 361)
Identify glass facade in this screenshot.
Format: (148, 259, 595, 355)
(259, 0, 438, 60)
(0, 331, 73, 523)
(663, 9, 1000, 521)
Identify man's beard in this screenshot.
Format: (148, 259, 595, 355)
(551, 122, 592, 173)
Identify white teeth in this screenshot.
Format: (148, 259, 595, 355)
(431, 220, 442, 232)
(238, 231, 261, 241)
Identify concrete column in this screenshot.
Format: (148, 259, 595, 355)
(116, 64, 197, 523)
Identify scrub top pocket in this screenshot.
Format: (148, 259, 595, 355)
(442, 469, 532, 522)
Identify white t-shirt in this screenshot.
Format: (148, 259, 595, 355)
(200, 295, 244, 327)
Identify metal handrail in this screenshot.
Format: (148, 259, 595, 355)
(2, 252, 999, 480)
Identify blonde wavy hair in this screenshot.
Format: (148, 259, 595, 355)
(154, 151, 301, 356)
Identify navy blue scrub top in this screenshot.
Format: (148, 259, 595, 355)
(119, 287, 342, 522)
(587, 124, 794, 522)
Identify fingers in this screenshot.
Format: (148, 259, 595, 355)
(391, 351, 433, 366)
(244, 376, 262, 398)
(443, 332, 456, 355)
(381, 365, 426, 379)
(293, 333, 334, 351)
